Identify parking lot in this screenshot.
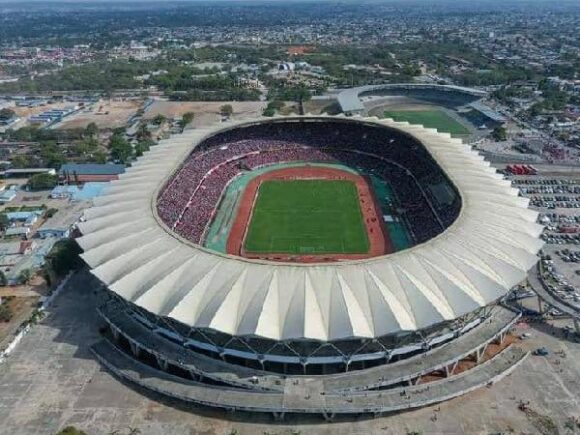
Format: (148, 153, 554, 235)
(510, 173, 580, 308)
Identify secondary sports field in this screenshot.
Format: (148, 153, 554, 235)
(243, 179, 370, 255)
(383, 109, 471, 136)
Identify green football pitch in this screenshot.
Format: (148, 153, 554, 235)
(243, 180, 370, 255)
(383, 109, 471, 136)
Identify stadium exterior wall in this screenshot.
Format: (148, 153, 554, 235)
(100, 289, 497, 374)
(78, 115, 543, 376)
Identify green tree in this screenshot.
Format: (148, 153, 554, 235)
(179, 112, 195, 130)
(263, 106, 276, 117)
(269, 84, 311, 104)
(134, 140, 151, 157)
(182, 112, 195, 125)
(74, 137, 99, 159)
(84, 122, 99, 139)
(220, 104, 234, 117)
(0, 303, 13, 322)
(18, 268, 33, 285)
(28, 173, 58, 191)
(492, 126, 507, 141)
(45, 240, 84, 278)
(152, 114, 167, 125)
(38, 141, 66, 168)
(136, 123, 151, 141)
(0, 108, 16, 120)
(90, 150, 108, 164)
(263, 100, 284, 116)
(109, 133, 133, 164)
(10, 155, 30, 169)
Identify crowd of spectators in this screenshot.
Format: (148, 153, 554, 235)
(156, 120, 461, 245)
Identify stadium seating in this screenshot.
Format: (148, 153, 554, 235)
(156, 121, 461, 245)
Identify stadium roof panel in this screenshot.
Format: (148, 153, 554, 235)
(77, 115, 542, 342)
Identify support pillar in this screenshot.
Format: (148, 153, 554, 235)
(475, 344, 488, 363)
(538, 296, 543, 314)
(111, 325, 119, 341)
(445, 361, 459, 377)
(129, 341, 141, 358)
(322, 411, 335, 422)
(573, 318, 580, 335)
(272, 411, 285, 421)
(155, 356, 168, 371)
(495, 331, 506, 345)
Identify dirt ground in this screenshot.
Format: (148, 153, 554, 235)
(0, 296, 38, 347)
(143, 101, 267, 127)
(56, 99, 142, 130)
(302, 99, 343, 115)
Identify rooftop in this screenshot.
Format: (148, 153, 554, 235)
(59, 163, 126, 176)
(77, 115, 543, 342)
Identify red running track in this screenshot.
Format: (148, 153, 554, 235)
(226, 165, 393, 263)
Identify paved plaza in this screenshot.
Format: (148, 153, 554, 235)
(0, 272, 579, 435)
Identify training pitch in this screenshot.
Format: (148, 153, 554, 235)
(243, 179, 370, 255)
(383, 109, 471, 136)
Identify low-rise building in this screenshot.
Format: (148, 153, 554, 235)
(59, 163, 125, 183)
(0, 189, 17, 204)
(4, 227, 30, 238)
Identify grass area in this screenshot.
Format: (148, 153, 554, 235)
(383, 109, 471, 136)
(3, 205, 46, 212)
(244, 180, 369, 254)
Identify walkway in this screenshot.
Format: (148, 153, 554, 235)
(100, 302, 519, 393)
(92, 339, 528, 417)
(528, 264, 580, 332)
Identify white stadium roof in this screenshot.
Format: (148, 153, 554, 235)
(77, 115, 543, 342)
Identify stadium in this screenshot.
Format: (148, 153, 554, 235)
(78, 115, 543, 417)
(336, 84, 505, 139)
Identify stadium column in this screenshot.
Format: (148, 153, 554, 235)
(110, 324, 120, 341)
(444, 361, 459, 377)
(495, 330, 506, 346)
(155, 355, 169, 372)
(343, 356, 351, 372)
(129, 340, 141, 359)
(322, 411, 336, 422)
(475, 343, 488, 363)
(272, 411, 285, 421)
